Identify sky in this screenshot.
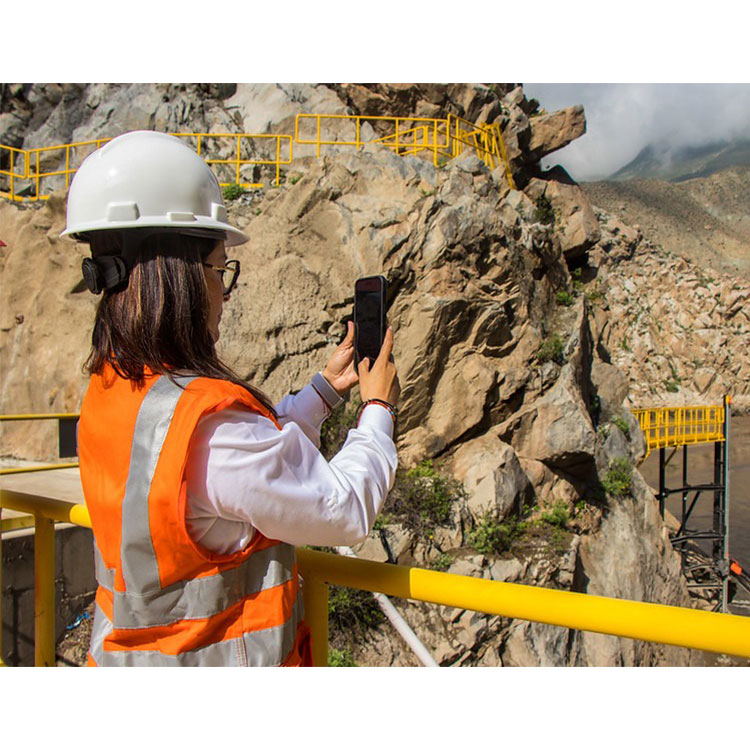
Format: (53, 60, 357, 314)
(522, 83, 750, 181)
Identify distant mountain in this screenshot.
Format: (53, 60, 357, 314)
(582, 165, 750, 279)
(609, 139, 750, 183)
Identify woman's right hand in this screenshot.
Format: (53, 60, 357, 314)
(358, 326, 400, 406)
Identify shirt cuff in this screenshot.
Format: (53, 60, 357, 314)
(358, 402, 395, 439)
(311, 371, 344, 411)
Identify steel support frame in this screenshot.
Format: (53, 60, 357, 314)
(657, 396, 731, 612)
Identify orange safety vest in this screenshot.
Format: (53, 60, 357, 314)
(78, 366, 312, 666)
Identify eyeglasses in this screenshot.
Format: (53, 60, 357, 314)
(203, 259, 240, 296)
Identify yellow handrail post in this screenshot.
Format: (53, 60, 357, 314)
(275, 136, 281, 186)
(35, 150, 41, 200)
(0, 509, 4, 665)
(236, 135, 241, 187)
(301, 573, 329, 667)
(34, 515, 56, 667)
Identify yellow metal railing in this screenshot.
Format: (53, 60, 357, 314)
(0, 413, 80, 475)
(295, 113, 451, 166)
(294, 113, 515, 184)
(0, 133, 293, 202)
(2, 489, 749, 667)
(632, 403, 726, 458)
(2, 113, 515, 203)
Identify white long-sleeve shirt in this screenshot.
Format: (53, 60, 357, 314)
(185, 382, 397, 554)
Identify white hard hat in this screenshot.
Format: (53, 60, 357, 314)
(61, 130, 248, 246)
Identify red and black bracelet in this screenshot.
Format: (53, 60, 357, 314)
(357, 398, 398, 424)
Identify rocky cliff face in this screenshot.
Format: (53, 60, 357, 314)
(3, 82, 741, 666)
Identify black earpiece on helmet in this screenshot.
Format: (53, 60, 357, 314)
(81, 255, 129, 294)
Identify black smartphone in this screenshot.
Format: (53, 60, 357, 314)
(354, 275, 388, 368)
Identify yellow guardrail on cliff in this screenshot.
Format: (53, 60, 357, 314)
(0, 133, 292, 202)
(2, 488, 749, 666)
(631, 402, 727, 458)
(294, 113, 515, 186)
(2, 113, 515, 203)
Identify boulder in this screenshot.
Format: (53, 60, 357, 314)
(527, 104, 586, 161)
(507, 302, 598, 477)
(448, 426, 533, 520)
(525, 176, 601, 258)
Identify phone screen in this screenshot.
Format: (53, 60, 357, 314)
(354, 276, 387, 366)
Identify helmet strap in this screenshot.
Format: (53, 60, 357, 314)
(81, 255, 129, 294)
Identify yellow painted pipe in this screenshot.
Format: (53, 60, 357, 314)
(1, 463, 80, 476)
(0, 490, 91, 528)
(0, 413, 79, 421)
(296, 549, 750, 659)
(34, 516, 55, 667)
(301, 576, 330, 667)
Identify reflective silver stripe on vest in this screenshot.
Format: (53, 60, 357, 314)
(120, 375, 195, 596)
(94, 539, 115, 592)
(89, 593, 304, 667)
(88, 601, 114, 666)
(113, 543, 296, 628)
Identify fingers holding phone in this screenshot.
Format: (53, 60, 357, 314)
(358, 326, 400, 406)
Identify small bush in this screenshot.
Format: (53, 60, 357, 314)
(534, 194, 555, 225)
(540, 500, 569, 528)
(536, 333, 565, 365)
(328, 585, 384, 650)
(555, 291, 574, 307)
(384, 460, 465, 541)
(468, 512, 526, 556)
(222, 183, 246, 201)
(328, 646, 356, 667)
(586, 284, 605, 304)
(431, 552, 453, 572)
(611, 414, 630, 439)
(602, 458, 633, 497)
(665, 380, 680, 393)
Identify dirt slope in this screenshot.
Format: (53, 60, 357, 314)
(582, 166, 750, 279)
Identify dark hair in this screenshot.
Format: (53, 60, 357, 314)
(85, 231, 276, 416)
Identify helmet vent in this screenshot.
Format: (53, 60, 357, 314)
(212, 203, 228, 223)
(106, 202, 140, 221)
(166, 211, 196, 222)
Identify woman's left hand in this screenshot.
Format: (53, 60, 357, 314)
(322, 321, 359, 396)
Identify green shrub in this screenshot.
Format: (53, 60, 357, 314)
(602, 458, 633, 497)
(555, 291, 574, 307)
(468, 512, 526, 556)
(611, 414, 630, 439)
(534, 194, 555, 225)
(586, 284, 605, 304)
(540, 500, 569, 528)
(536, 333, 565, 365)
(328, 646, 356, 667)
(665, 380, 679, 393)
(383, 460, 465, 540)
(431, 552, 453, 572)
(328, 585, 384, 649)
(222, 183, 246, 201)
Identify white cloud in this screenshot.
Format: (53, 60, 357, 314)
(523, 83, 750, 181)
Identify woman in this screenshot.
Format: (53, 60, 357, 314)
(64, 131, 400, 666)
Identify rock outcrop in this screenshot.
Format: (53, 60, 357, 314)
(3, 82, 741, 666)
